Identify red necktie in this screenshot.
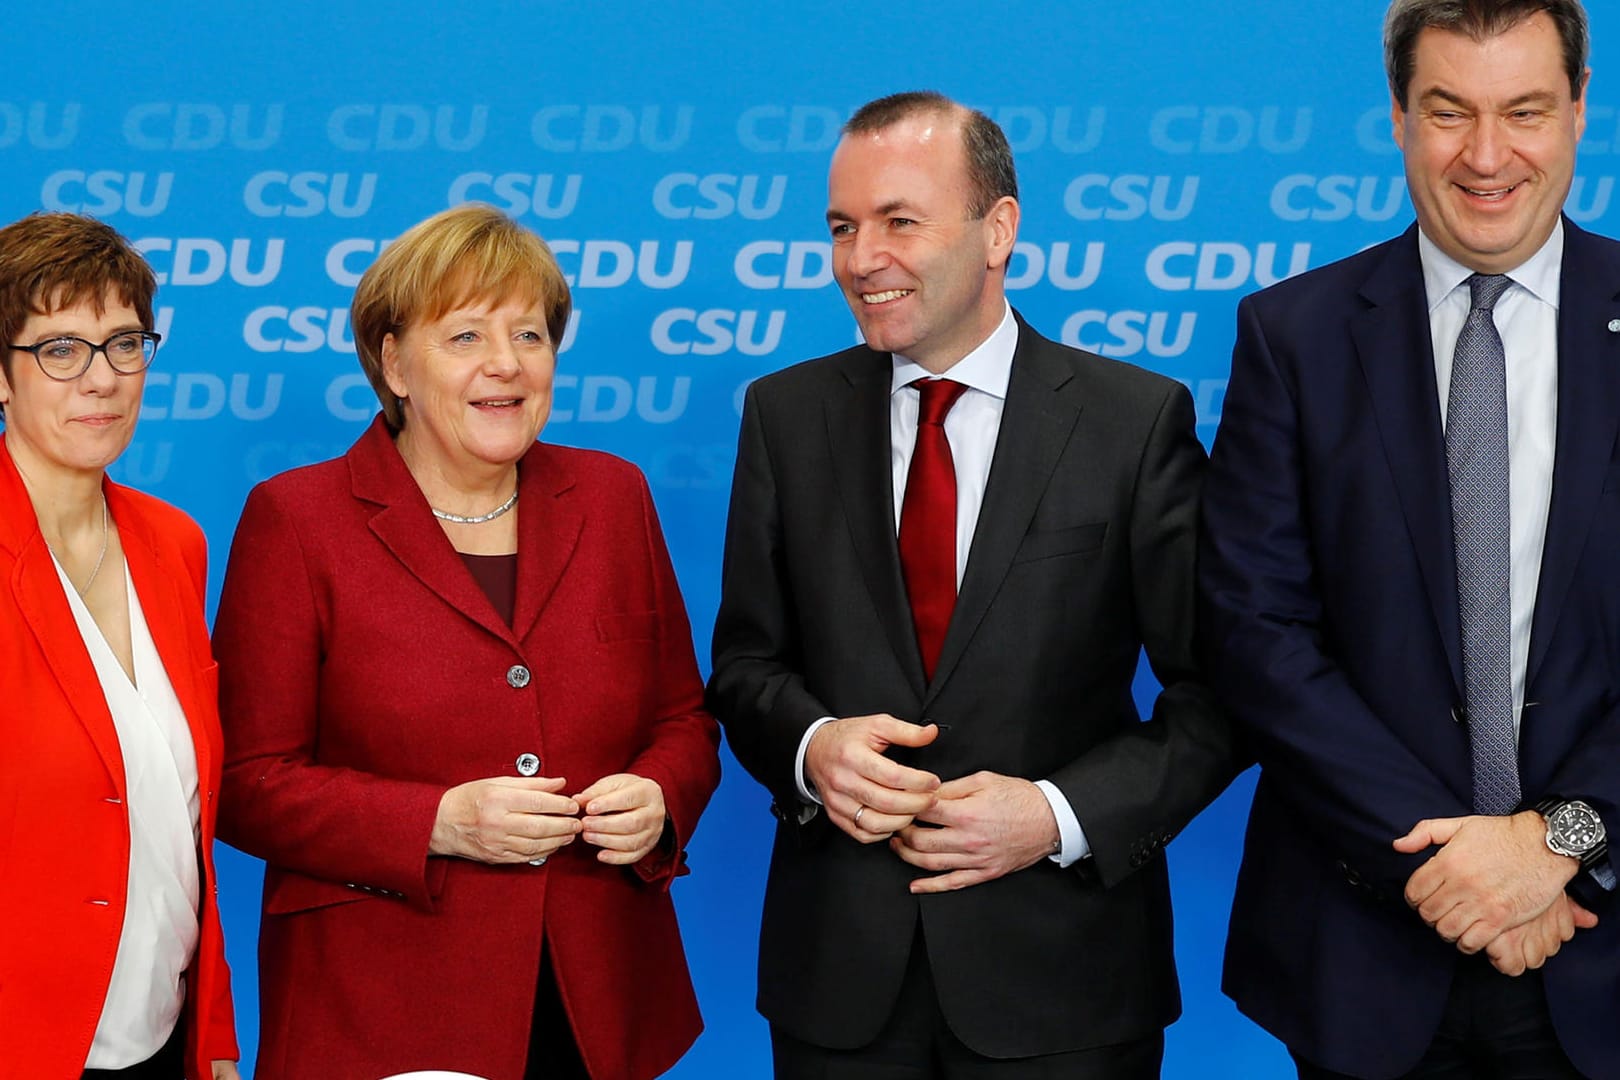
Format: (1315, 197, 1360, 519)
(899, 378, 969, 680)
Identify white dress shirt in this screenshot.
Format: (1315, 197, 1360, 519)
(794, 302, 1092, 866)
(1420, 223, 1617, 893)
(1419, 222, 1560, 737)
(56, 557, 202, 1069)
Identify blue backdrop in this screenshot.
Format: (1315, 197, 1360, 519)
(6, 1, 1616, 1075)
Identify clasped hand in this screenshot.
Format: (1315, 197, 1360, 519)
(804, 715, 1059, 893)
(1394, 811, 1595, 976)
(432, 772, 668, 866)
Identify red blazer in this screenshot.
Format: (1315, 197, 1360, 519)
(0, 436, 238, 1080)
(213, 417, 721, 1080)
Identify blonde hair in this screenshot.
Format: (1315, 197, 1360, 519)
(350, 203, 571, 430)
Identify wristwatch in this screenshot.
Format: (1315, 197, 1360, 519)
(1534, 797, 1609, 871)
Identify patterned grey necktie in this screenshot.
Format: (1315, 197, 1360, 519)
(1446, 272, 1520, 815)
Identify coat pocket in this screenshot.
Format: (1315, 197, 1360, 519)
(262, 869, 380, 916)
(1012, 522, 1108, 564)
(595, 610, 659, 642)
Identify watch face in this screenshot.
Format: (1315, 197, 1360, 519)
(1551, 802, 1606, 853)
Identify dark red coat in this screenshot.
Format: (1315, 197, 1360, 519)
(214, 418, 719, 1080)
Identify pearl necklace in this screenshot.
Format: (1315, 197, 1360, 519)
(431, 488, 518, 525)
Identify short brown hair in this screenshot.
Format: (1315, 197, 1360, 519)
(0, 213, 156, 414)
(350, 203, 572, 431)
(1385, 0, 1589, 106)
(844, 91, 1018, 218)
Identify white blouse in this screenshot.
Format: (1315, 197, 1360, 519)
(54, 555, 201, 1069)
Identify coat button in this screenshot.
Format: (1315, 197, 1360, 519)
(516, 753, 541, 777)
(506, 664, 532, 689)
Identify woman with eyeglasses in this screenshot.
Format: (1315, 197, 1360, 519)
(0, 213, 239, 1080)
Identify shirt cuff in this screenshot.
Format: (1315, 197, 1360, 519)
(1591, 861, 1617, 891)
(1034, 779, 1091, 868)
(794, 716, 837, 804)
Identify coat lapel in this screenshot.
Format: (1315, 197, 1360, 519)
(510, 443, 584, 643)
(1349, 228, 1465, 697)
(926, 319, 1083, 706)
(347, 417, 535, 647)
(825, 348, 927, 699)
(1526, 221, 1620, 689)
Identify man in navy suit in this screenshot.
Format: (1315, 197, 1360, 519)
(1201, 1, 1620, 1077)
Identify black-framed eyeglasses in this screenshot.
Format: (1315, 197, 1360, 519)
(7, 330, 162, 382)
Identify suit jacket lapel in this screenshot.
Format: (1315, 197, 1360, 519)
(926, 319, 1083, 706)
(113, 484, 214, 787)
(825, 348, 927, 698)
(347, 418, 521, 646)
(1527, 220, 1620, 688)
(1349, 228, 1464, 697)
(0, 438, 124, 787)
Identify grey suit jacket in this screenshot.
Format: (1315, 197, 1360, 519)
(708, 312, 1236, 1057)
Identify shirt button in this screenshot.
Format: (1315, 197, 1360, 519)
(516, 753, 541, 777)
(506, 664, 532, 689)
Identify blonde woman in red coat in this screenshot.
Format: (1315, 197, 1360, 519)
(213, 203, 721, 1080)
(0, 213, 238, 1080)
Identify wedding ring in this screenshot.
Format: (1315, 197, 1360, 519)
(529, 856, 548, 867)
(853, 806, 867, 829)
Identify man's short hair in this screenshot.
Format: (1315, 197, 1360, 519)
(1384, 0, 1589, 106)
(844, 91, 1018, 218)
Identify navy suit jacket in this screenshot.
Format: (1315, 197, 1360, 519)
(1200, 219, 1620, 1080)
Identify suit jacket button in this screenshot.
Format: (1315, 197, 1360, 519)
(516, 753, 541, 777)
(506, 664, 532, 689)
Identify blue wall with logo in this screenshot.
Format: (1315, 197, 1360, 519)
(5, 1, 1615, 1075)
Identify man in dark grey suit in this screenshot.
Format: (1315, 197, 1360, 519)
(708, 90, 1236, 1078)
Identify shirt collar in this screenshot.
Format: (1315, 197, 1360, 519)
(890, 301, 1017, 399)
(1417, 218, 1564, 312)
